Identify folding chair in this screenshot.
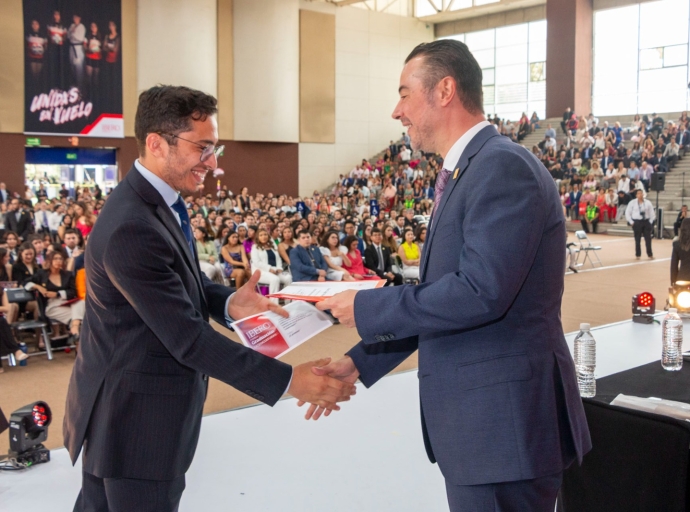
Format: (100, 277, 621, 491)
(575, 230, 603, 268)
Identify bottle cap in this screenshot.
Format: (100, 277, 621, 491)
(580, 323, 590, 331)
(669, 308, 678, 314)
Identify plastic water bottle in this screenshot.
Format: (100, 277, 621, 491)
(18, 342, 28, 367)
(662, 308, 683, 371)
(574, 323, 596, 397)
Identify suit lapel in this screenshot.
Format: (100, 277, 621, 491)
(126, 167, 207, 306)
(421, 126, 499, 280)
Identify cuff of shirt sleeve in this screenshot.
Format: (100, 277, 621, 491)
(284, 370, 293, 395)
(224, 293, 235, 330)
(59, 290, 67, 299)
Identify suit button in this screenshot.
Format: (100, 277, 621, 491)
(374, 335, 382, 341)
(386, 334, 394, 340)
(257, 395, 264, 401)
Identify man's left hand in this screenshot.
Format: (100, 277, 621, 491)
(315, 290, 358, 328)
(228, 270, 289, 320)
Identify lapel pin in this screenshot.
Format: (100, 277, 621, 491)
(453, 168, 459, 179)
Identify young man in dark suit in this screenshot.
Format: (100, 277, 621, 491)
(363, 228, 402, 286)
(290, 231, 328, 282)
(5, 198, 34, 241)
(63, 85, 355, 512)
(312, 39, 591, 512)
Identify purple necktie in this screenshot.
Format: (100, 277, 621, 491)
(431, 168, 452, 216)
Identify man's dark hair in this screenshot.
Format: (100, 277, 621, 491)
(405, 39, 483, 115)
(134, 85, 218, 155)
(344, 219, 355, 227)
(371, 227, 382, 235)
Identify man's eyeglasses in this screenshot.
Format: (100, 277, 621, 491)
(159, 132, 224, 163)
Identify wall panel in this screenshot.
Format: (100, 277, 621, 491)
(233, 0, 299, 142)
(300, 10, 336, 143)
(217, 0, 234, 140)
(137, 0, 217, 96)
(0, 0, 24, 134)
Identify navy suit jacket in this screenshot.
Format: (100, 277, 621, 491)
(63, 166, 292, 480)
(290, 244, 327, 281)
(347, 126, 591, 486)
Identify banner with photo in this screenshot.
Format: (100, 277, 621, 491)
(23, 0, 123, 137)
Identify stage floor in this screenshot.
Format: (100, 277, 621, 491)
(1, 313, 684, 511)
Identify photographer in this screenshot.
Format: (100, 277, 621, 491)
(625, 189, 655, 259)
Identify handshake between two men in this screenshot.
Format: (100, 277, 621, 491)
(227, 270, 359, 415)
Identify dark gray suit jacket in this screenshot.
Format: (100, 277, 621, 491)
(63, 166, 292, 480)
(347, 126, 592, 486)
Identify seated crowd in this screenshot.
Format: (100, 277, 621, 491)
(0, 137, 433, 364)
(534, 110, 689, 233)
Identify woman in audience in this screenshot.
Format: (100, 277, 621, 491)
(340, 236, 372, 281)
(214, 226, 230, 255)
(237, 187, 250, 212)
(362, 225, 372, 247)
(4, 231, 19, 265)
(0, 248, 19, 325)
(221, 231, 250, 288)
(319, 230, 354, 282)
(250, 229, 291, 301)
(243, 225, 257, 255)
(277, 226, 297, 266)
(530, 112, 540, 131)
(74, 201, 95, 239)
(398, 229, 421, 281)
(12, 242, 38, 286)
(194, 226, 224, 283)
(57, 214, 74, 243)
(583, 174, 597, 191)
(311, 225, 323, 245)
(415, 225, 427, 254)
(382, 225, 398, 254)
(25, 251, 84, 342)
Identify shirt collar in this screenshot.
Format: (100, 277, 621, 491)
(442, 120, 493, 171)
(134, 159, 179, 208)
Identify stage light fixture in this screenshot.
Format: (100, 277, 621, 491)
(668, 281, 690, 316)
(632, 292, 655, 324)
(8, 401, 51, 465)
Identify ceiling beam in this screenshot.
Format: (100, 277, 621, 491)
(330, 0, 369, 6)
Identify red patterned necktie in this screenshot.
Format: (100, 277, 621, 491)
(431, 168, 452, 216)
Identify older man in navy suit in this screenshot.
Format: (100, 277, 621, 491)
(308, 40, 591, 511)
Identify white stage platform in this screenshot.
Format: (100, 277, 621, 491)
(1, 313, 685, 511)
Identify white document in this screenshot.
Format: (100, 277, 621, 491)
(231, 301, 334, 358)
(269, 280, 385, 302)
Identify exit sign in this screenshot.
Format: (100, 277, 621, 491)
(26, 137, 40, 146)
(66, 153, 78, 160)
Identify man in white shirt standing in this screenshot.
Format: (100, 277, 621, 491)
(67, 14, 86, 90)
(625, 189, 655, 259)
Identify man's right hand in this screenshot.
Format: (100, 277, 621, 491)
(297, 356, 360, 420)
(317, 269, 326, 277)
(288, 358, 357, 412)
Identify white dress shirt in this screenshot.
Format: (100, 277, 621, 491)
(442, 120, 493, 171)
(625, 199, 656, 224)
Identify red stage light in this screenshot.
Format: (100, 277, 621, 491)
(637, 292, 654, 307)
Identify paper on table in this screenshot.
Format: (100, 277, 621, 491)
(610, 394, 690, 421)
(268, 279, 386, 302)
(231, 301, 334, 358)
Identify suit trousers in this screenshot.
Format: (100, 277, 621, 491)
(73, 471, 185, 512)
(632, 220, 653, 257)
(445, 471, 562, 512)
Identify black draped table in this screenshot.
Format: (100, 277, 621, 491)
(559, 318, 690, 512)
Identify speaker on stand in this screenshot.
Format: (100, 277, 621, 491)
(650, 173, 666, 238)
